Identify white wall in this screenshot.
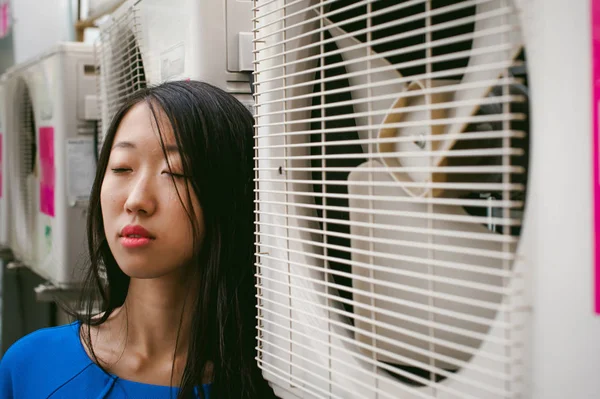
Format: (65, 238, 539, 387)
(11, 0, 75, 64)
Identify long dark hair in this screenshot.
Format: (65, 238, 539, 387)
(72, 81, 272, 398)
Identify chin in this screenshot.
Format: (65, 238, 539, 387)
(119, 266, 172, 279)
(116, 260, 180, 280)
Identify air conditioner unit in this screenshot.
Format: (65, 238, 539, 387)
(254, 1, 600, 398)
(96, 0, 255, 140)
(88, 0, 126, 19)
(4, 43, 98, 287)
(0, 75, 8, 250)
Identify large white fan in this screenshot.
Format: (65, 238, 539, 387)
(253, 0, 600, 398)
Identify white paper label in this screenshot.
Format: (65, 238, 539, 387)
(67, 138, 96, 204)
(161, 43, 186, 81)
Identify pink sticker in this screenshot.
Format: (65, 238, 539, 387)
(0, 133, 3, 199)
(592, 0, 600, 314)
(39, 126, 54, 217)
(0, 4, 8, 38)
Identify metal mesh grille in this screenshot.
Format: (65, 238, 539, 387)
(15, 81, 36, 257)
(96, 4, 147, 144)
(254, 1, 528, 398)
(77, 119, 97, 137)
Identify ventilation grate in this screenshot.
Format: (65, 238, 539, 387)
(254, 0, 529, 398)
(96, 4, 147, 145)
(14, 81, 36, 258)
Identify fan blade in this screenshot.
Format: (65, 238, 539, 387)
(433, 1, 523, 168)
(378, 79, 458, 197)
(320, 16, 406, 151)
(348, 160, 510, 369)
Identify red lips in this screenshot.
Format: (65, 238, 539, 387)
(120, 225, 154, 239)
(119, 225, 155, 249)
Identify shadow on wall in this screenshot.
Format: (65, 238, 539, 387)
(0, 251, 56, 358)
(0, 31, 14, 75)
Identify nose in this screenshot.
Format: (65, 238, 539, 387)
(124, 174, 157, 216)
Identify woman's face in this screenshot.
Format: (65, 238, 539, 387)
(100, 102, 204, 279)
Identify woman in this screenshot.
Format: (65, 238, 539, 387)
(0, 81, 273, 398)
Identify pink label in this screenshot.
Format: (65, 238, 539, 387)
(0, 4, 8, 38)
(39, 126, 54, 217)
(0, 133, 3, 199)
(593, 0, 600, 314)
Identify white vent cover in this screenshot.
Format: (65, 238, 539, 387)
(96, 4, 146, 141)
(254, 1, 530, 398)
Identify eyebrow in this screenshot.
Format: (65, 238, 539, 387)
(112, 141, 180, 153)
(112, 141, 135, 150)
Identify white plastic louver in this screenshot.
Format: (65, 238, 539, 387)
(254, 0, 600, 398)
(97, 0, 256, 144)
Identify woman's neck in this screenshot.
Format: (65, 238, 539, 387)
(84, 270, 199, 386)
(119, 273, 196, 358)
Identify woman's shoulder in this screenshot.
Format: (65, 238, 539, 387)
(0, 322, 93, 397)
(2, 322, 82, 363)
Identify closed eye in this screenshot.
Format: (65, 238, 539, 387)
(162, 171, 188, 179)
(111, 168, 132, 174)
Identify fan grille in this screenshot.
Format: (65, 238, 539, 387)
(254, 0, 528, 398)
(96, 4, 147, 145)
(14, 81, 36, 258)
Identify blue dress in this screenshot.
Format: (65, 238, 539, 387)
(0, 322, 211, 398)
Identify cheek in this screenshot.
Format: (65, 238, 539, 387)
(100, 178, 122, 220)
(99, 182, 109, 217)
(99, 182, 109, 210)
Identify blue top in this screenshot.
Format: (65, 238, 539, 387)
(0, 322, 211, 398)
